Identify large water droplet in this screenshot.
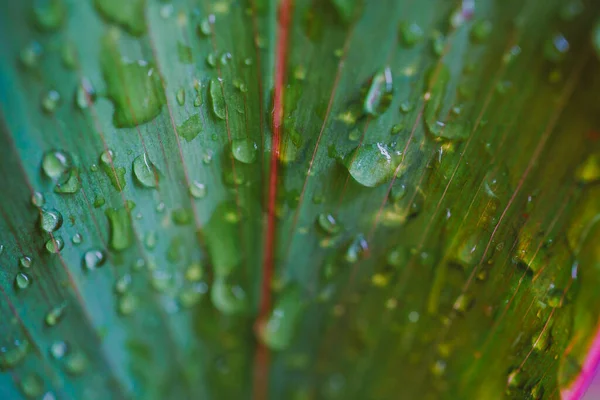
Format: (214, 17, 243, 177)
(343, 143, 399, 187)
(257, 286, 304, 351)
(14, 272, 31, 290)
(209, 78, 226, 119)
(189, 181, 207, 199)
(42, 150, 72, 181)
(101, 33, 165, 127)
(211, 277, 247, 315)
(94, 0, 146, 36)
(132, 154, 158, 188)
(45, 236, 64, 253)
(40, 208, 63, 233)
(231, 138, 257, 164)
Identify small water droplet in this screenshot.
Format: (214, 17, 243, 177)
(547, 287, 565, 308)
(544, 33, 569, 62)
(82, 249, 105, 270)
(41, 90, 61, 113)
(189, 181, 207, 199)
(345, 234, 368, 263)
(42, 150, 72, 181)
(19, 42, 43, 69)
(452, 293, 473, 313)
(317, 213, 340, 235)
(31, 192, 45, 207)
(363, 67, 393, 116)
(64, 350, 87, 375)
(45, 302, 67, 326)
(40, 208, 63, 233)
(33, 0, 66, 31)
(0, 339, 30, 370)
(45, 236, 64, 253)
(470, 20, 492, 42)
(209, 78, 226, 119)
(231, 138, 257, 163)
(71, 233, 82, 244)
(19, 372, 44, 398)
(575, 153, 600, 184)
(176, 88, 186, 105)
(118, 293, 138, 316)
(114, 274, 132, 294)
(74, 77, 96, 110)
(399, 22, 423, 47)
(14, 272, 31, 290)
(210, 277, 247, 315)
(19, 256, 32, 269)
(50, 341, 67, 359)
(132, 154, 158, 188)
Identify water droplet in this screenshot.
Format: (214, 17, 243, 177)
(231, 138, 257, 163)
(64, 350, 87, 375)
(363, 67, 393, 116)
(94, 0, 146, 35)
(42, 150, 71, 181)
(31, 192, 45, 207)
(114, 274, 132, 294)
(118, 293, 138, 316)
(257, 286, 304, 351)
(178, 283, 207, 308)
(45, 302, 67, 326)
(0, 339, 30, 371)
(99, 150, 126, 191)
(198, 17, 212, 36)
(452, 293, 473, 313)
(189, 181, 207, 199)
(54, 169, 80, 194)
(40, 208, 63, 233)
(575, 153, 600, 184)
(83, 249, 105, 270)
(172, 208, 193, 225)
(144, 230, 157, 250)
(211, 277, 247, 315)
(14, 272, 31, 290)
(209, 78, 226, 119)
(47, 341, 67, 361)
(430, 359, 447, 377)
(93, 196, 105, 208)
(185, 263, 203, 282)
(71, 233, 82, 244)
(345, 234, 368, 263)
(177, 114, 202, 142)
(544, 33, 569, 62)
(506, 368, 525, 390)
(431, 31, 445, 57)
(176, 88, 186, 105)
(101, 34, 165, 127)
(74, 77, 96, 110)
(41, 89, 61, 113)
(19, 372, 44, 398)
(45, 236, 64, 253)
(19, 42, 42, 69)
(470, 20, 492, 42)
(532, 329, 550, 351)
(343, 143, 399, 187)
(317, 213, 340, 235)
(33, 0, 66, 31)
(19, 256, 32, 269)
(547, 287, 565, 308)
(133, 154, 158, 188)
(399, 22, 423, 47)
(105, 202, 135, 252)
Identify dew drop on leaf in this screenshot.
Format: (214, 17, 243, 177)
(231, 138, 258, 164)
(82, 249, 106, 270)
(345, 234, 368, 263)
(54, 169, 80, 194)
(45, 236, 64, 253)
(105, 202, 135, 252)
(41, 89, 60, 114)
(575, 153, 600, 184)
(211, 277, 247, 315)
(189, 181, 207, 199)
(45, 302, 67, 326)
(0, 339, 30, 371)
(115, 274, 132, 294)
(19, 256, 32, 269)
(177, 114, 203, 142)
(14, 272, 31, 290)
(399, 22, 423, 47)
(19, 42, 42, 69)
(470, 20, 492, 43)
(317, 213, 340, 235)
(343, 143, 399, 187)
(31, 191, 44, 207)
(132, 154, 158, 188)
(50, 341, 67, 359)
(544, 33, 569, 62)
(32, 0, 66, 31)
(64, 350, 87, 375)
(42, 150, 71, 181)
(94, 0, 146, 36)
(176, 88, 186, 106)
(19, 372, 44, 398)
(74, 78, 96, 110)
(40, 208, 63, 233)
(257, 286, 304, 351)
(363, 67, 393, 116)
(118, 293, 138, 316)
(210, 78, 226, 119)
(71, 233, 82, 244)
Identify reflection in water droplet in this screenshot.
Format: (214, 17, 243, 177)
(40, 208, 63, 233)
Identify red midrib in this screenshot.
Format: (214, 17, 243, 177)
(253, 1, 293, 399)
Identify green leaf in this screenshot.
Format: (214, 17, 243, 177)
(1, 0, 600, 399)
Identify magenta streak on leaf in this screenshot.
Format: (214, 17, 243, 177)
(562, 326, 600, 399)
